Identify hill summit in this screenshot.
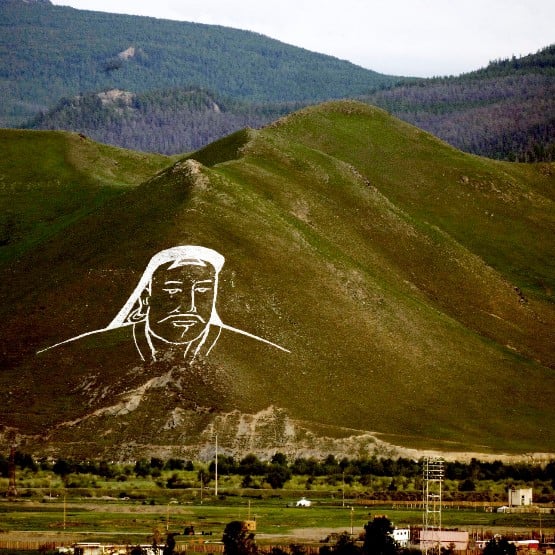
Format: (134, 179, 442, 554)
(0, 102, 554, 460)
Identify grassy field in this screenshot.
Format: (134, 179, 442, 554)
(0, 492, 553, 545)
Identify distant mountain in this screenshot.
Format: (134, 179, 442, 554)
(364, 45, 555, 162)
(22, 87, 304, 154)
(18, 13, 555, 161)
(0, 0, 398, 126)
(1, 102, 553, 460)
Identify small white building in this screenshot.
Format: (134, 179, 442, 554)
(392, 528, 410, 547)
(509, 487, 533, 506)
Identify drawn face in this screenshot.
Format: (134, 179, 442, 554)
(145, 261, 217, 344)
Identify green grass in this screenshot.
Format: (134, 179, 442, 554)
(263, 102, 555, 300)
(0, 495, 553, 544)
(0, 129, 172, 265)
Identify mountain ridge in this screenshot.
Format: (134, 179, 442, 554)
(3, 1, 554, 162)
(0, 0, 397, 126)
(19, 47, 555, 162)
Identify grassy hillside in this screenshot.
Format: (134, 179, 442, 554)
(0, 0, 397, 126)
(0, 129, 172, 264)
(0, 102, 553, 459)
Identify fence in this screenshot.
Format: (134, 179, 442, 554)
(0, 540, 320, 554)
(0, 538, 77, 550)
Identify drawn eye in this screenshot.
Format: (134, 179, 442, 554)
(163, 288, 181, 295)
(195, 287, 212, 294)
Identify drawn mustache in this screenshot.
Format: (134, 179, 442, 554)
(156, 313, 207, 325)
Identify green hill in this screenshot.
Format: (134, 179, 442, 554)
(0, 102, 553, 460)
(0, 0, 397, 126)
(0, 129, 172, 265)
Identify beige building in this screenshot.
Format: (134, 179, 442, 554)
(509, 487, 533, 506)
(419, 530, 469, 551)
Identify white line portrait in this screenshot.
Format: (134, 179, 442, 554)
(39, 245, 290, 361)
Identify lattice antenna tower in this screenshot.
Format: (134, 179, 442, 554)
(422, 457, 444, 555)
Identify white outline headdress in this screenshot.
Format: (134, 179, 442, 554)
(108, 245, 225, 330)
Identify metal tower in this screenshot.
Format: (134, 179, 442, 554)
(422, 457, 444, 555)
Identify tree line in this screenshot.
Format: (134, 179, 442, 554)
(23, 64, 555, 161)
(3, 451, 555, 485)
(22, 88, 303, 154)
(24, 67, 555, 160)
(362, 48, 555, 162)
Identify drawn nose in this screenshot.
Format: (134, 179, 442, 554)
(184, 287, 197, 313)
(168, 288, 196, 314)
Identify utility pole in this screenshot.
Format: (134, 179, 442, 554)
(214, 434, 218, 497)
(342, 472, 345, 507)
(7, 446, 17, 498)
(166, 500, 177, 531)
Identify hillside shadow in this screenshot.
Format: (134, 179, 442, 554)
(183, 128, 254, 167)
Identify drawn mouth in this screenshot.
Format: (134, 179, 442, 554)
(158, 313, 206, 326)
(170, 318, 200, 328)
